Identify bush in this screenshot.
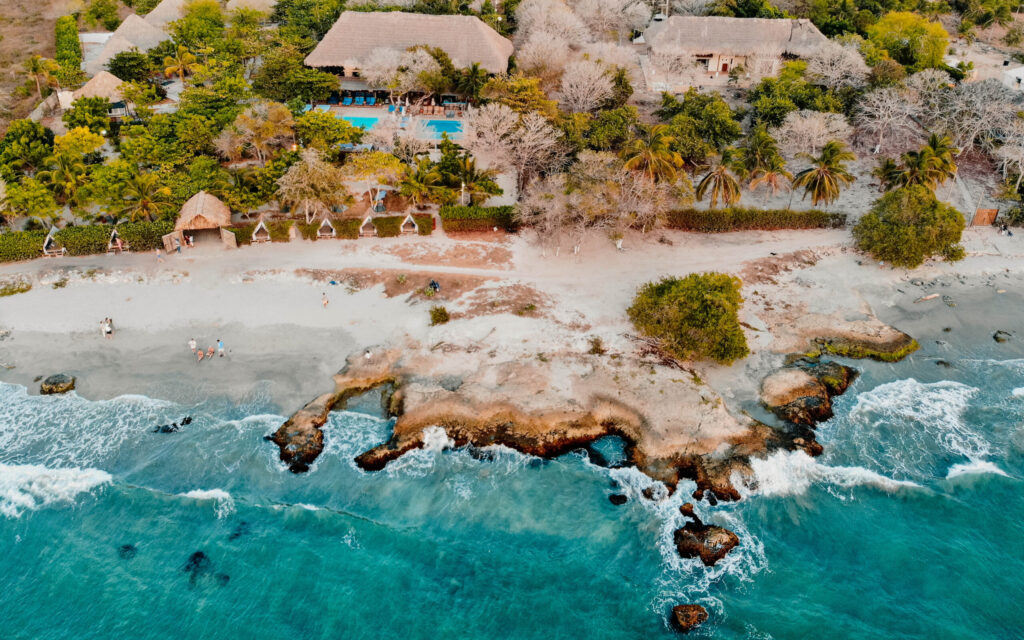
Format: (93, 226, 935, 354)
(228, 224, 255, 245)
(429, 305, 450, 325)
(627, 273, 749, 365)
(853, 186, 966, 268)
(55, 16, 82, 72)
(413, 214, 434, 236)
(117, 220, 173, 251)
(54, 225, 109, 256)
(439, 205, 517, 233)
(0, 280, 32, 297)
(268, 220, 293, 242)
(665, 207, 846, 232)
(0, 231, 47, 262)
(372, 216, 404, 238)
(297, 222, 319, 240)
(336, 218, 362, 239)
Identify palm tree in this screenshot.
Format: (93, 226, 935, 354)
(399, 158, 442, 208)
(792, 140, 856, 207)
(24, 55, 58, 99)
(892, 149, 938, 189)
(737, 125, 780, 181)
(163, 45, 199, 82)
(621, 125, 684, 183)
(748, 155, 792, 202)
(871, 157, 900, 192)
(454, 154, 501, 204)
(117, 173, 174, 222)
(38, 154, 88, 208)
(457, 63, 488, 102)
(695, 148, 743, 208)
(922, 132, 958, 183)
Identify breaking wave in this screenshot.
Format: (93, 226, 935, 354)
(945, 460, 1011, 480)
(179, 488, 236, 519)
(744, 450, 920, 498)
(0, 462, 111, 518)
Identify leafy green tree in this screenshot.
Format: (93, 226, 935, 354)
(273, 0, 346, 43)
(38, 153, 89, 208)
(867, 12, 948, 70)
(107, 50, 155, 82)
(602, 67, 633, 110)
(294, 111, 363, 154)
(170, 0, 226, 49)
(399, 158, 444, 208)
(163, 45, 199, 81)
(853, 185, 965, 267)
(621, 124, 684, 183)
(85, 0, 121, 30)
(252, 45, 337, 103)
(0, 119, 55, 177)
(696, 148, 743, 208)
(23, 55, 60, 100)
(627, 273, 749, 365)
(656, 89, 743, 150)
(481, 75, 558, 118)
(83, 159, 136, 211)
(63, 97, 111, 135)
(710, 0, 784, 19)
(54, 127, 105, 159)
(117, 172, 176, 221)
(792, 140, 856, 206)
(748, 62, 843, 126)
(2, 177, 59, 222)
(561, 106, 639, 153)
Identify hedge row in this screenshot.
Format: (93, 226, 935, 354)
(0, 231, 47, 263)
(438, 205, 517, 233)
(268, 220, 293, 242)
(228, 224, 255, 245)
(55, 16, 82, 72)
(336, 218, 361, 239)
(117, 220, 174, 251)
(413, 214, 434, 236)
(665, 208, 846, 232)
(372, 216, 403, 238)
(54, 225, 109, 256)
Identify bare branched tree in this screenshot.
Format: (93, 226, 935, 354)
(935, 80, 1019, 155)
(508, 113, 567, 192)
(276, 149, 352, 223)
(569, 0, 650, 42)
(516, 32, 574, 88)
(559, 59, 614, 112)
(806, 43, 869, 90)
(773, 110, 853, 157)
(461, 103, 520, 162)
(360, 47, 404, 99)
(515, 0, 592, 45)
(854, 87, 920, 153)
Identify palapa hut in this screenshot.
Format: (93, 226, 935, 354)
(85, 15, 168, 76)
(359, 216, 376, 237)
(317, 217, 336, 239)
(252, 218, 270, 243)
(165, 191, 236, 250)
(643, 17, 828, 84)
(60, 71, 128, 118)
(400, 214, 418, 235)
(305, 12, 513, 78)
(144, 0, 189, 28)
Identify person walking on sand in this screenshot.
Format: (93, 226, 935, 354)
(217, 339, 224, 357)
(322, 293, 329, 310)
(189, 338, 197, 354)
(207, 346, 215, 360)
(174, 237, 181, 254)
(156, 248, 164, 263)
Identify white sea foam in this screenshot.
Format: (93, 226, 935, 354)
(946, 460, 1011, 479)
(0, 462, 112, 518)
(1012, 387, 1024, 398)
(745, 450, 920, 498)
(179, 489, 235, 519)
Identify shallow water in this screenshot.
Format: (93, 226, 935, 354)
(2, 348, 1022, 638)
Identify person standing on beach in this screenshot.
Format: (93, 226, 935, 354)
(174, 237, 181, 254)
(189, 338, 197, 354)
(217, 339, 224, 357)
(156, 248, 164, 263)
(322, 293, 329, 310)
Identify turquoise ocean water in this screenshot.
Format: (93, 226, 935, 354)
(2, 344, 1023, 638)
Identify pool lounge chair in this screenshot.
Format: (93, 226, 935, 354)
(354, 96, 365, 106)
(327, 95, 339, 105)
(342, 96, 353, 106)
(367, 96, 376, 106)
(388, 104, 396, 113)
(315, 104, 330, 112)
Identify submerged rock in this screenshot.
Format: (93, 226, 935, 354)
(608, 494, 627, 505)
(671, 604, 709, 633)
(182, 551, 212, 585)
(118, 544, 136, 560)
(673, 511, 739, 567)
(994, 330, 1012, 343)
(40, 374, 75, 395)
(761, 358, 857, 426)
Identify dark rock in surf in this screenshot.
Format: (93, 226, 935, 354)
(40, 374, 75, 395)
(674, 513, 739, 567)
(182, 551, 212, 584)
(609, 494, 628, 505)
(118, 544, 137, 560)
(760, 358, 857, 426)
(994, 330, 1012, 343)
(153, 424, 179, 433)
(671, 604, 709, 633)
(228, 521, 250, 541)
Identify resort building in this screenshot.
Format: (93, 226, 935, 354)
(305, 11, 513, 79)
(640, 16, 829, 91)
(57, 71, 130, 120)
(84, 14, 168, 76)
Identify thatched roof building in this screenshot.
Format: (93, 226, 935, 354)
(175, 191, 232, 230)
(644, 16, 828, 58)
(305, 11, 513, 75)
(144, 0, 188, 28)
(85, 15, 168, 75)
(71, 71, 124, 103)
(225, 0, 277, 13)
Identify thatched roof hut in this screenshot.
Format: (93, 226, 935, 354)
(72, 71, 125, 103)
(86, 15, 168, 75)
(175, 191, 232, 230)
(644, 17, 828, 58)
(305, 11, 513, 74)
(144, 0, 188, 28)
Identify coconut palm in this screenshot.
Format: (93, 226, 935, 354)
(892, 149, 939, 189)
(922, 132, 958, 184)
(695, 148, 743, 208)
(399, 158, 443, 208)
(457, 63, 488, 102)
(748, 155, 792, 202)
(163, 45, 199, 82)
(117, 172, 174, 222)
(24, 55, 59, 99)
(453, 154, 501, 204)
(621, 125, 684, 183)
(37, 154, 88, 208)
(792, 140, 856, 207)
(871, 157, 900, 192)
(737, 125, 781, 181)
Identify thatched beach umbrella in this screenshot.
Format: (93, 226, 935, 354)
(175, 191, 232, 231)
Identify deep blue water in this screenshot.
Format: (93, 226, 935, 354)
(1, 350, 1022, 639)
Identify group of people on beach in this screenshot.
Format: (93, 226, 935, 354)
(100, 318, 115, 339)
(189, 337, 225, 362)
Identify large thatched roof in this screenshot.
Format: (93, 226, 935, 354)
(85, 16, 168, 76)
(176, 191, 232, 230)
(72, 71, 124, 102)
(305, 11, 513, 75)
(644, 17, 828, 58)
(144, 0, 187, 28)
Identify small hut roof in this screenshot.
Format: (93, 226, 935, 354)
(305, 11, 513, 74)
(644, 17, 828, 58)
(117, 14, 169, 49)
(144, 0, 188, 28)
(225, 0, 277, 12)
(72, 71, 125, 103)
(175, 191, 232, 230)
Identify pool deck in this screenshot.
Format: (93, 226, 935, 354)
(324, 105, 463, 140)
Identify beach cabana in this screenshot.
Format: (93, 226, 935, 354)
(107, 228, 129, 254)
(317, 218, 336, 239)
(359, 216, 376, 237)
(42, 227, 65, 258)
(401, 214, 418, 235)
(252, 218, 270, 243)
(167, 190, 234, 249)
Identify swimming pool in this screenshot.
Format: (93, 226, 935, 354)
(342, 116, 380, 130)
(425, 119, 463, 139)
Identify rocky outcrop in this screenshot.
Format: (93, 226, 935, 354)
(670, 604, 709, 633)
(994, 330, 1012, 343)
(40, 373, 75, 395)
(760, 357, 857, 426)
(673, 507, 740, 567)
(808, 330, 918, 362)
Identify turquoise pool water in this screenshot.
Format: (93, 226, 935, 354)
(3, 316, 1024, 638)
(425, 119, 462, 139)
(342, 116, 380, 131)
